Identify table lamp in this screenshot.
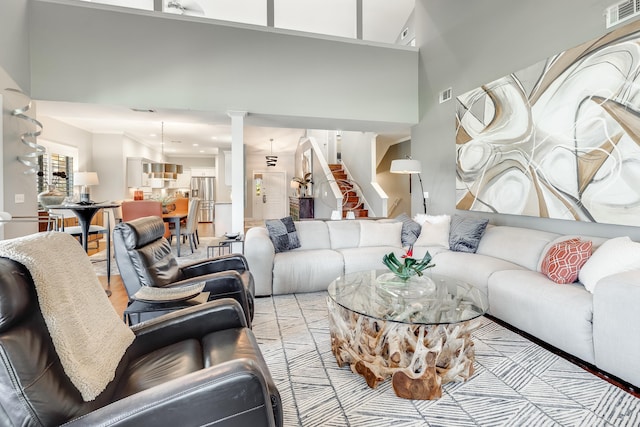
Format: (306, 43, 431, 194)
(75, 172, 99, 203)
(390, 157, 428, 214)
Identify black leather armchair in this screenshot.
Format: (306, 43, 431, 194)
(0, 257, 282, 426)
(113, 216, 255, 325)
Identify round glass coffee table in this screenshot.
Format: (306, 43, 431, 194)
(327, 269, 488, 400)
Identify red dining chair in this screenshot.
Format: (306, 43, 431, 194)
(120, 200, 170, 238)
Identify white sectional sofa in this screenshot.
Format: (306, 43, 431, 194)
(244, 218, 640, 389)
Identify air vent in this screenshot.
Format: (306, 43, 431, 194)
(131, 108, 156, 113)
(605, 0, 640, 28)
(439, 87, 452, 104)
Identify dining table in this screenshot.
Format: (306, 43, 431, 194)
(48, 202, 120, 292)
(162, 211, 188, 257)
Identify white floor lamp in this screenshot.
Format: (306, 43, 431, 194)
(390, 157, 428, 214)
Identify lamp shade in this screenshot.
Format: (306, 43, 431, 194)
(75, 172, 99, 186)
(390, 159, 421, 174)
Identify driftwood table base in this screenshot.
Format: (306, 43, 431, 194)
(327, 297, 480, 400)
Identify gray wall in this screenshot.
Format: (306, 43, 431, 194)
(412, 0, 640, 240)
(0, 0, 30, 93)
(1, 0, 33, 238)
(29, 0, 418, 129)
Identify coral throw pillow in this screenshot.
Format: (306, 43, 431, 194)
(541, 238, 592, 284)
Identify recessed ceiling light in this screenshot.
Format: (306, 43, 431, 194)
(199, 150, 205, 153)
(211, 136, 218, 140)
(193, 143, 199, 147)
(150, 133, 157, 137)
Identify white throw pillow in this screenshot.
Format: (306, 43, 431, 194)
(413, 213, 429, 226)
(578, 236, 640, 293)
(413, 215, 451, 248)
(358, 221, 403, 247)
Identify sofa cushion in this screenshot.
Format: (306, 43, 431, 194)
(339, 246, 404, 274)
(476, 226, 559, 271)
(394, 213, 421, 246)
(292, 221, 331, 250)
(448, 215, 488, 253)
(265, 216, 300, 253)
(540, 238, 592, 284)
(272, 249, 344, 294)
(430, 251, 525, 296)
(414, 215, 450, 248)
(359, 221, 402, 248)
(488, 269, 594, 364)
(327, 221, 361, 249)
(578, 236, 640, 293)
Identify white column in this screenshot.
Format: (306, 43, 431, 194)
(227, 111, 247, 236)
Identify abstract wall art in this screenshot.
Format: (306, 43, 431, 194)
(455, 20, 640, 226)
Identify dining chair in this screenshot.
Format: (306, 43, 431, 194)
(169, 197, 200, 253)
(120, 200, 170, 238)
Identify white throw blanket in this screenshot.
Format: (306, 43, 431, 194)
(0, 231, 135, 401)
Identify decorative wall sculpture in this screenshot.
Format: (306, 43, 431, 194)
(455, 20, 640, 226)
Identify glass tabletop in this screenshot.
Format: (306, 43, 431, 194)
(327, 270, 488, 325)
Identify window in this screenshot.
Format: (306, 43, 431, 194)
(37, 153, 74, 196)
(37, 140, 79, 208)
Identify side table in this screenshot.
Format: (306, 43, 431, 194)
(124, 292, 209, 325)
(207, 236, 245, 257)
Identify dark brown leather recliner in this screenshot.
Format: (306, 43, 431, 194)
(0, 257, 282, 426)
(113, 216, 255, 325)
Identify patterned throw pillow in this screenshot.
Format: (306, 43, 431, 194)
(448, 215, 489, 253)
(394, 213, 422, 246)
(541, 238, 592, 284)
(265, 216, 301, 253)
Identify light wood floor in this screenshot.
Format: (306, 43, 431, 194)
(95, 222, 216, 320)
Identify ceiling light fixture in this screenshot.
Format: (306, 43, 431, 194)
(266, 138, 278, 167)
(149, 121, 183, 180)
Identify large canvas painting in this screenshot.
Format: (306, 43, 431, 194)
(455, 20, 640, 226)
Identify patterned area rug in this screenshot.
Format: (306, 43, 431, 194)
(252, 292, 640, 426)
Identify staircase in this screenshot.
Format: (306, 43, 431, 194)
(329, 164, 368, 218)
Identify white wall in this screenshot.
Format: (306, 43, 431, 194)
(0, 0, 30, 93)
(1, 78, 40, 238)
(28, 1, 418, 129)
(413, 0, 640, 240)
(39, 116, 93, 171)
(1, 0, 32, 238)
(377, 140, 412, 217)
(340, 131, 387, 217)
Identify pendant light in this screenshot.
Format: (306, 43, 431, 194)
(266, 138, 278, 167)
(150, 121, 183, 179)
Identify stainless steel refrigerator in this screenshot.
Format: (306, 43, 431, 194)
(190, 176, 215, 223)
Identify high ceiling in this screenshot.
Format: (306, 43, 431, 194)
(39, 0, 414, 158)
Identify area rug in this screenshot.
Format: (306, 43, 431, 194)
(252, 292, 640, 426)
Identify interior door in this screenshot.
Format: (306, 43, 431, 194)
(253, 171, 286, 220)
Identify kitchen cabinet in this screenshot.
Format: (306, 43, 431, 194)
(175, 169, 191, 188)
(127, 158, 149, 188)
(191, 168, 216, 177)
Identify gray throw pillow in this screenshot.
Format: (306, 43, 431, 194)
(265, 216, 301, 253)
(395, 213, 421, 246)
(449, 215, 489, 253)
